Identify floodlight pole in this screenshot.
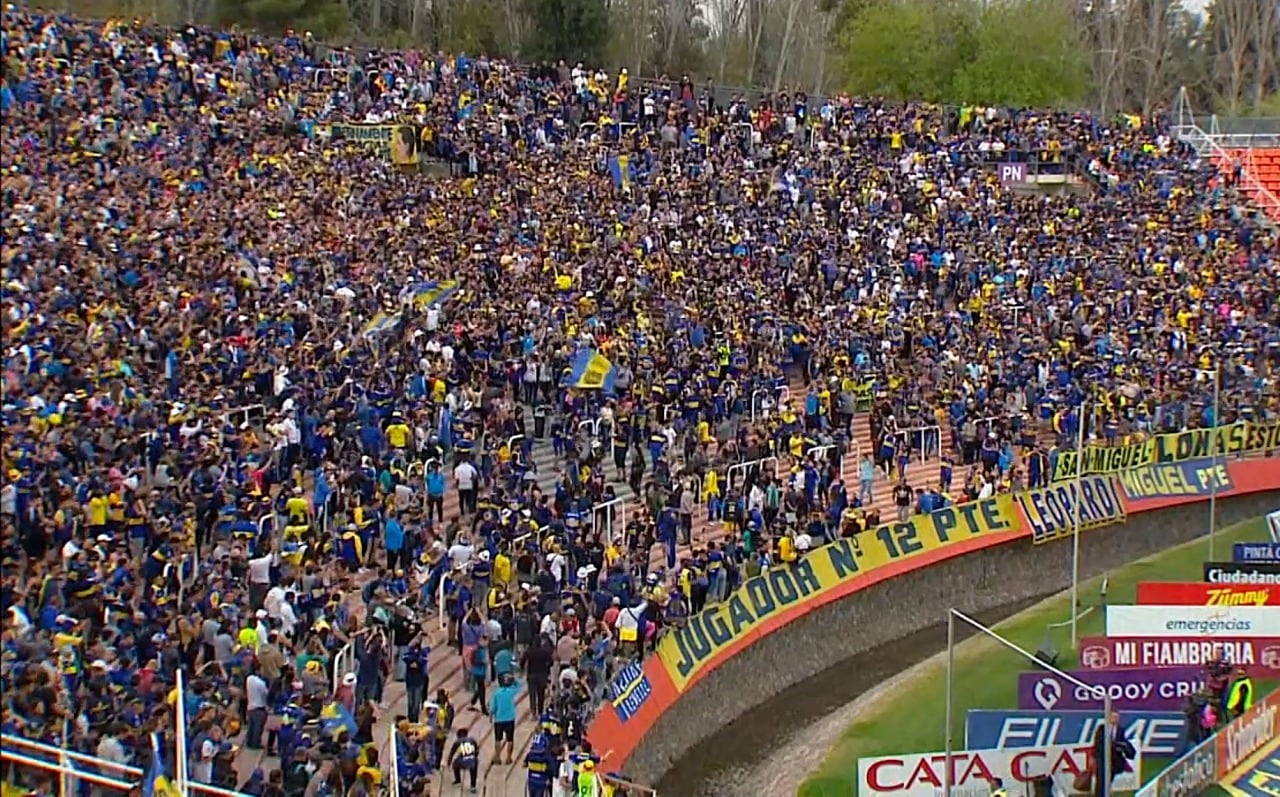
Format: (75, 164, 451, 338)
(944, 609, 1113, 797)
(1070, 403, 1087, 650)
(1208, 364, 1221, 560)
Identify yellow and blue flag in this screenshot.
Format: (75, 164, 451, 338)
(361, 312, 401, 338)
(564, 349, 617, 393)
(320, 701, 358, 736)
(407, 279, 459, 309)
(143, 732, 181, 797)
(609, 155, 632, 190)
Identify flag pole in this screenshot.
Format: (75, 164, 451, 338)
(1208, 363, 1221, 560)
(1070, 401, 1087, 650)
(175, 668, 189, 793)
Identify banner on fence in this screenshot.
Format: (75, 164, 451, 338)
(1050, 421, 1280, 482)
(1016, 476, 1126, 544)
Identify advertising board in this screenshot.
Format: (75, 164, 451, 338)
(964, 709, 1187, 757)
(1016, 667, 1203, 711)
(1204, 562, 1280, 584)
(1233, 542, 1280, 562)
(857, 744, 1141, 797)
(1217, 691, 1280, 777)
(1078, 636, 1280, 677)
(1134, 736, 1219, 797)
(1106, 605, 1280, 638)
(1135, 582, 1279, 606)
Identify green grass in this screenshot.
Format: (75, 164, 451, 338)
(798, 516, 1276, 797)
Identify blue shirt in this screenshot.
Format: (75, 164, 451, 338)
(384, 517, 405, 551)
(490, 681, 521, 722)
(426, 471, 446, 496)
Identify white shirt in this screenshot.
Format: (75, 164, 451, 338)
(278, 601, 298, 637)
(448, 541, 474, 569)
(246, 673, 270, 711)
(548, 552, 567, 584)
(248, 553, 275, 585)
(264, 586, 287, 618)
(453, 461, 477, 490)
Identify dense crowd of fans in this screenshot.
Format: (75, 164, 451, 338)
(2, 9, 1278, 797)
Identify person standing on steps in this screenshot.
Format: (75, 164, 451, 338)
(490, 672, 521, 765)
(523, 635, 554, 717)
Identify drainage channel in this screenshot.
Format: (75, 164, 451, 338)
(656, 599, 1043, 797)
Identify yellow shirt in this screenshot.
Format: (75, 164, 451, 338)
(494, 553, 512, 586)
(286, 496, 309, 519)
(387, 423, 410, 448)
(87, 496, 108, 526)
(238, 626, 259, 651)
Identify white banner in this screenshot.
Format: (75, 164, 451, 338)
(858, 743, 1141, 797)
(1106, 605, 1280, 638)
(1268, 510, 1280, 543)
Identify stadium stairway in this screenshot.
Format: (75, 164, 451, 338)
(1214, 147, 1280, 223)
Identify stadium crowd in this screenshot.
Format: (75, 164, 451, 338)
(2, 8, 1279, 797)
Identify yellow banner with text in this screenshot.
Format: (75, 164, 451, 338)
(656, 495, 1020, 691)
(1049, 421, 1280, 483)
(1017, 475, 1127, 544)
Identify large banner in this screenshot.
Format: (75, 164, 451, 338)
(1078, 636, 1280, 678)
(1016, 475, 1126, 544)
(316, 123, 422, 165)
(1050, 420, 1280, 482)
(656, 496, 1019, 691)
(965, 709, 1188, 757)
(1107, 605, 1280, 638)
(1116, 459, 1233, 501)
(857, 744, 1141, 797)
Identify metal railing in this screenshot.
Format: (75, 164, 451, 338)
(900, 424, 943, 462)
(593, 496, 628, 541)
(809, 443, 845, 482)
(726, 456, 779, 493)
(332, 641, 356, 694)
(0, 735, 249, 797)
(578, 418, 600, 438)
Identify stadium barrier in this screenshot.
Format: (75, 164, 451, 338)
(585, 452, 1280, 776)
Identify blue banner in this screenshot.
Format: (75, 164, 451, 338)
(607, 662, 652, 723)
(965, 709, 1189, 757)
(1116, 459, 1233, 501)
(1234, 542, 1280, 562)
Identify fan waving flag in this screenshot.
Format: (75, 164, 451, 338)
(405, 279, 459, 309)
(143, 732, 181, 797)
(320, 700, 359, 737)
(564, 349, 617, 394)
(609, 155, 632, 190)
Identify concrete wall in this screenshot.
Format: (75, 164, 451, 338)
(627, 490, 1280, 783)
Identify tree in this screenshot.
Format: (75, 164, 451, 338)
(523, 0, 609, 64)
(838, 0, 969, 102)
(951, 0, 1090, 106)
